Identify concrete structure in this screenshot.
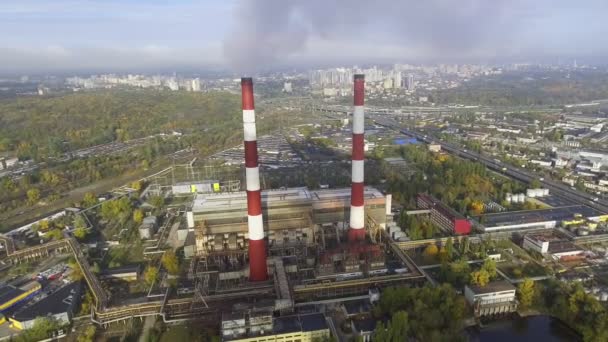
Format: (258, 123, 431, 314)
(349, 74, 366, 242)
(100, 264, 141, 282)
(191, 187, 387, 256)
(416, 194, 471, 235)
(241, 77, 267, 281)
(428, 144, 441, 152)
(223, 312, 330, 342)
(523, 233, 584, 260)
(139, 216, 158, 239)
(172, 181, 220, 195)
(464, 281, 517, 317)
(478, 205, 608, 232)
(10, 282, 81, 330)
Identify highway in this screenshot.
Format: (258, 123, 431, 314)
(372, 116, 608, 214)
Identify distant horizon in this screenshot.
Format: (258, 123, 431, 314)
(2, 58, 607, 79)
(2, 0, 608, 74)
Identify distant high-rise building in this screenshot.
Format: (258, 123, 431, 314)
(165, 78, 179, 91)
(406, 74, 415, 90)
(573, 59, 578, 69)
(283, 82, 293, 93)
(191, 78, 201, 92)
(393, 72, 402, 89)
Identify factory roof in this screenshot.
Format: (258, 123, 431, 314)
(272, 313, 328, 335)
(478, 205, 605, 227)
(12, 282, 81, 322)
(342, 299, 372, 316)
(193, 187, 310, 212)
(103, 264, 141, 276)
(548, 241, 583, 254)
(0, 286, 21, 305)
(467, 281, 516, 295)
(192, 186, 384, 213)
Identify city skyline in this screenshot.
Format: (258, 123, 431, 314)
(1, 0, 608, 73)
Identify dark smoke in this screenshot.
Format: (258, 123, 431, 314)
(222, 0, 521, 71)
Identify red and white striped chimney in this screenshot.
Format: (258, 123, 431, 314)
(241, 77, 268, 281)
(348, 74, 366, 242)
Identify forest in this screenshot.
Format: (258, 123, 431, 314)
(0, 89, 289, 229)
(430, 69, 608, 106)
(387, 144, 523, 215)
(0, 89, 243, 160)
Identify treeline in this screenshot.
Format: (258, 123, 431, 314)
(0, 137, 182, 214)
(430, 69, 608, 106)
(372, 285, 467, 341)
(541, 280, 608, 341)
(0, 89, 242, 160)
(387, 145, 518, 215)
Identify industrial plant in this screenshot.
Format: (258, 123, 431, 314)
(179, 76, 423, 341)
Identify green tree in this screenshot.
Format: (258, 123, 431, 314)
(423, 244, 439, 260)
(373, 311, 409, 342)
(77, 325, 96, 342)
(82, 192, 97, 208)
(91, 262, 101, 274)
(74, 227, 87, 240)
(149, 195, 165, 208)
(133, 209, 144, 224)
(445, 237, 454, 260)
(161, 250, 180, 275)
(68, 259, 84, 281)
(530, 178, 541, 189)
(16, 317, 59, 342)
(26, 187, 40, 205)
(131, 180, 143, 192)
(481, 258, 497, 279)
(518, 278, 535, 309)
(144, 266, 159, 287)
(47, 228, 63, 240)
(470, 270, 490, 287)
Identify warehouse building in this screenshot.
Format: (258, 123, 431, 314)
(477, 205, 607, 232)
(222, 311, 330, 342)
(10, 282, 81, 330)
(523, 233, 584, 260)
(416, 194, 471, 235)
(0, 281, 41, 312)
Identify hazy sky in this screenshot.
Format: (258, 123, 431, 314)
(1, 0, 608, 73)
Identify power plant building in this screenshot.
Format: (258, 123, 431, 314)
(189, 187, 387, 256)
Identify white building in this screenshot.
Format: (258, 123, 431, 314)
(464, 281, 517, 317)
(523, 233, 584, 260)
(191, 78, 201, 92)
(283, 82, 293, 93)
(428, 144, 441, 153)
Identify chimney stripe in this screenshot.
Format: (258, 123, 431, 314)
(349, 74, 366, 242)
(241, 77, 268, 281)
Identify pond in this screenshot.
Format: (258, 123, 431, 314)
(466, 315, 580, 342)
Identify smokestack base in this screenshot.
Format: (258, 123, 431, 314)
(348, 228, 366, 242)
(248, 239, 268, 281)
